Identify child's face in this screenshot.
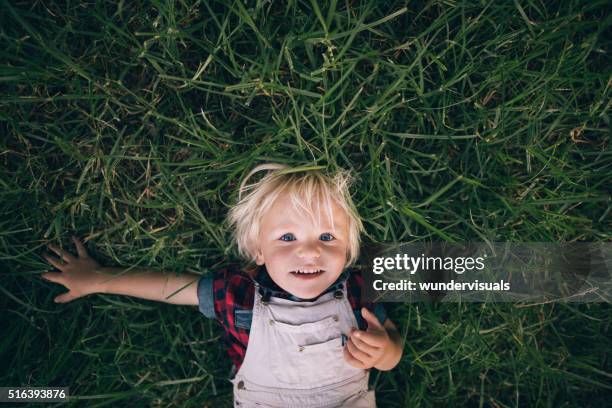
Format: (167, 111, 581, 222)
(255, 192, 350, 299)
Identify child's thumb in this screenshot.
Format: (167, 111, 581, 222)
(362, 307, 383, 329)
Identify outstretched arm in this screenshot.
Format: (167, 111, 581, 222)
(41, 236, 199, 305)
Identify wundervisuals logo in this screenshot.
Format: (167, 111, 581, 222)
(362, 243, 611, 303)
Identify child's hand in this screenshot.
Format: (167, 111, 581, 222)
(41, 236, 200, 305)
(343, 307, 391, 369)
(41, 236, 104, 303)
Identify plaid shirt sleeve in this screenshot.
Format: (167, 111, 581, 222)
(346, 268, 388, 330)
(196, 264, 254, 371)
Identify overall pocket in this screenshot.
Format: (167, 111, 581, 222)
(268, 316, 348, 386)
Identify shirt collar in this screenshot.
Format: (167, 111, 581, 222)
(251, 265, 350, 302)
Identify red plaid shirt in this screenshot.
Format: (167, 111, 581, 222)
(197, 263, 387, 373)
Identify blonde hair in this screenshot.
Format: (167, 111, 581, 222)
(227, 163, 364, 268)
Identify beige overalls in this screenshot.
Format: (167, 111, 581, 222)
(230, 281, 377, 407)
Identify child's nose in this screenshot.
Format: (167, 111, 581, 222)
(297, 242, 321, 259)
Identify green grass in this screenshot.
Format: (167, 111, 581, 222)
(1, 0, 610, 406)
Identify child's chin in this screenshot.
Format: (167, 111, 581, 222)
(289, 287, 324, 300)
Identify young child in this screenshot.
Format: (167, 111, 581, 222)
(41, 163, 403, 407)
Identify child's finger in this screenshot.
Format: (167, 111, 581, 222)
(350, 333, 380, 355)
(43, 253, 65, 270)
(346, 337, 372, 362)
(72, 236, 89, 258)
(343, 346, 366, 369)
(47, 244, 76, 263)
(41, 272, 63, 284)
(361, 307, 384, 330)
(54, 292, 74, 303)
(353, 329, 386, 348)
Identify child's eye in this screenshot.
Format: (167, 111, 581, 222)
(320, 233, 335, 241)
(280, 233, 295, 242)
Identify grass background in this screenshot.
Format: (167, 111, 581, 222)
(1, 0, 610, 406)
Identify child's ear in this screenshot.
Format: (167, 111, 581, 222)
(255, 250, 265, 265)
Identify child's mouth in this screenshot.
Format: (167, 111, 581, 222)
(290, 269, 325, 279)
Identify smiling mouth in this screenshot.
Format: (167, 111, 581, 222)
(290, 269, 325, 276)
